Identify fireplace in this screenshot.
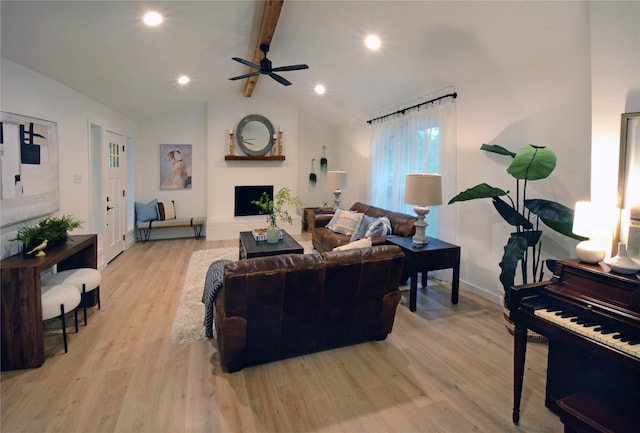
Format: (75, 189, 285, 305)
(234, 185, 273, 217)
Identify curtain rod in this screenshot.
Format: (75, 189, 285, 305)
(366, 92, 458, 124)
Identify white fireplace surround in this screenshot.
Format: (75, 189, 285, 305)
(206, 214, 302, 240)
(205, 98, 302, 241)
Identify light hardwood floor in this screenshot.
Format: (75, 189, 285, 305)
(1, 234, 562, 433)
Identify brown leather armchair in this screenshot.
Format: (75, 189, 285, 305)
(214, 245, 405, 372)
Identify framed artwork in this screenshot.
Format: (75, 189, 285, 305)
(160, 144, 192, 190)
(0, 112, 59, 227)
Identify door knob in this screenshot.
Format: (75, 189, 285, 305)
(107, 206, 114, 211)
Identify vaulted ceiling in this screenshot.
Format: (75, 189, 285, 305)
(1, 1, 586, 126)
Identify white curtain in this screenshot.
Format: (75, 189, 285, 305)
(369, 94, 457, 240)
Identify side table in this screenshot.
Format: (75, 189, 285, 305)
(1, 234, 98, 370)
(386, 235, 460, 311)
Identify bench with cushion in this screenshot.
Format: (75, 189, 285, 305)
(135, 199, 204, 242)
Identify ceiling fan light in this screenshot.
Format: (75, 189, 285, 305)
(178, 75, 190, 85)
(143, 11, 163, 26)
(314, 84, 326, 95)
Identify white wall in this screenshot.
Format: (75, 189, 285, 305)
(205, 93, 303, 239)
(0, 58, 136, 261)
(339, 3, 594, 304)
(297, 112, 338, 209)
(334, 2, 640, 305)
(134, 103, 207, 240)
(589, 1, 640, 206)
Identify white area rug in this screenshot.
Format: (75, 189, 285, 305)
(169, 241, 313, 345)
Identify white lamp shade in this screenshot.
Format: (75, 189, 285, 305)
(404, 173, 443, 206)
(327, 170, 348, 190)
(572, 201, 618, 239)
(572, 201, 619, 264)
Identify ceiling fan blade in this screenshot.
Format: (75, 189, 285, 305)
(229, 72, 261, 81)
(269, 73, 292, 86)
(271, 64, 309, 72)
(232, 57, 261, 70)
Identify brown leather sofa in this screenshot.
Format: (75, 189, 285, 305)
(214, 245, 405, 372)
(312, 202, 417, 252)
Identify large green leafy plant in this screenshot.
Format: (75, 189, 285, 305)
(448, 144, 584, 305)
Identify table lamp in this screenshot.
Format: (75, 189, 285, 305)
(572, 201, 618, 263)
(404, 173, 442, 248)
(327, 170, 348, 210)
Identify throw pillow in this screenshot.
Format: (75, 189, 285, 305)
(333, 237, 372, 251)
(325, 209, 363, 236)
(135, 199, 159, 226)
(350, 214, 378, 242)
(364, 216, 392, 237)
(157, 200, 176, 220)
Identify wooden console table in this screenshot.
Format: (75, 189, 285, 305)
(386, 235, 460, 311)
(1, 234, 97, 370)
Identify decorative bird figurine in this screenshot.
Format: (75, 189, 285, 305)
(26, 239, 48, 257)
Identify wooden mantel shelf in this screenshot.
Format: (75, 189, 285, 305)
(225, 155, 285, 161)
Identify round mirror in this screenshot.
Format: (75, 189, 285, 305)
(236, 114, 275, 156)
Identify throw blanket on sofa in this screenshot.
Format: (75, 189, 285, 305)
(202, 259, 232, 338)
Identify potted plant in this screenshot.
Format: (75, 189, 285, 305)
(448, 144, 585, 308)
(14, 214, 83, 255)
(251, 187, 303, 243)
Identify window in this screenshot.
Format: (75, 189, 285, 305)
(369, 94, 456, 239)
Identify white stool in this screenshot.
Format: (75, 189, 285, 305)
(43, 268, 101, 326)
(41, 284, 81, 353)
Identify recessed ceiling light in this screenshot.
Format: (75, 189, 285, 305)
(178, 75, 190, 85)
(314, 84, 326, 95)
(143, 11, 163, 26)
(365, 34, 381, 50)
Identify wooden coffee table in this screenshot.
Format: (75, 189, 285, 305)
(238, 230, 304, 260)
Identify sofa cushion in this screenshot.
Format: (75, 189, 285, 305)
(364, 216, 392, 237)
(326, 209, 363, 236)
(157, 200, 176, 220)
(333, 237, 372, 251)
(350, 214, 376, 242)
(351, 214, 394, 241)
(135, 199, 159, 225)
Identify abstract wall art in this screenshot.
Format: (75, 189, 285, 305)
(0, 112, 59, 227)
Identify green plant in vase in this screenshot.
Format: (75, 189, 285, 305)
(13, 214, 83, 256)
(448, 144, 585, 307)
(251, 188, 303, 243)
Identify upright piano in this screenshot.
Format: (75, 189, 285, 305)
(509, 259, 640, 428)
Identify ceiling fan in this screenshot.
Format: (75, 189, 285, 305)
(229, 44, 309, 86)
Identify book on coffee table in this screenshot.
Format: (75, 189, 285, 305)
(251, 228, 284, 242)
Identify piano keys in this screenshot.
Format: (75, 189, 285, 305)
(509, 259, 640, 426)
(533, 308, 640, 358)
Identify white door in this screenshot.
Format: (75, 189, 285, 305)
(103, 131, 126, 263)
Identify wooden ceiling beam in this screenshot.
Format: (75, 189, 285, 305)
(243, 0, 284, 97)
